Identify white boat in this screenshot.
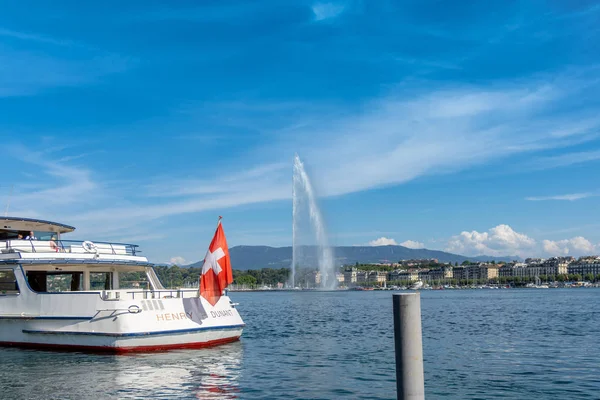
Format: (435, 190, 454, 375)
(410, 280, 424, 290)
(0, 217, 244, 353)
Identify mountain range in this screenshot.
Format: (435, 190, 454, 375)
(185, 245, 517, 270)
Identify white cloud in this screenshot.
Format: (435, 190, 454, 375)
(312, 3, 345, 21)
(274, 71, 600, 199)
(369, 237, 398, 246)
(445, 224, 536, 257)
(525, 192, 597, 201)
(29, 70, 600, 236)
(169, 256, 187, 265)
(0, 28, 76, 47)
(543, 237, 597, 256)
(529, 149, 600, 170)
(446, 225, 599, 258)
(0, 32, 132, 97)
(143, 162, 288, 198)
(400, 240, 425, 249)
(5, 144, 99, 209)
(70, 179, 289, 228)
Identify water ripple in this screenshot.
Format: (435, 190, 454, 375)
(1, 289, 599, 399)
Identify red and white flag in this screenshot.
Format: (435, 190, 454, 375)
(200, 217, 233, 306)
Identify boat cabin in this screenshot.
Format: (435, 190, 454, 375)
(0, 217, 176, 299)
(0, 217, 138, 256)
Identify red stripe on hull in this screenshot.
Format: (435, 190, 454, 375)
(0, 336, 240, 354)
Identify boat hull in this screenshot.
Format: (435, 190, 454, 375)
(0, 327, 243, 353)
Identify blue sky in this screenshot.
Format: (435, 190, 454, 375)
(2, 1, 600, 263)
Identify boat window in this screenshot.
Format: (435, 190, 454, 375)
(0, 269, 19, 295)
(36, 232, 53, 240)
(0, 230, 24, 240)
(0, 230, 55, 240)
(90, 272, 112, 290)
(26, 271, 83, 292)
(27, 271, 47, 292)
(47, 272, 83, 292)
(119, 272, 149, 290)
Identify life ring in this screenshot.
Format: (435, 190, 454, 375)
(82, 241, 97, 253)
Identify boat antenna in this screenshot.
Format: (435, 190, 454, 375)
(4, 185, 13, 217)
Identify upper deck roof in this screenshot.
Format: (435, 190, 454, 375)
(0, 217, 75, 234)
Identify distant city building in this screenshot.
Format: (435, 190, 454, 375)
(542, 257, 570, 275)
(459, 263, 499, 281)
(343, 268, 357, 284)
(568, 258, 600, 276)
(429, 267, 453, 281)
(452, 266, 465, 280)
(500, 258, 570, 278)
(388, 270, 402, 282)
(356, 270, 369, 283)
(524, 258, 544, 264)
(417, 269, 431, 281)
(400, 258, 438, 267)
(368, 271, 387, 284)
(389, 269, 419, 282)
(499, 263, 519, 277)
(308, 271, 321, 286)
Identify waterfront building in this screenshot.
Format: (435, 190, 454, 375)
(499, 264, 516, 277)
(343, 268, 357, 284)
(464, 264, 482, 280)
(541, 257, 570, 275)
(454, 263, 500, 281)
(452, 266, 465, 280)
(500, 258, 570, 278)
(388, 270, 402, 282)
(481, 264, 500, 279)
(568, 258, 600, 276)
(466, 264, 478, 280)
(336, 272, 345, 284)
(480, 264, 499, 280)
(309, 271, 322, 286)
(368, 271, 387, 284)
(356, 270, 369, 283)
(417, 269, 431, 282)
(429, 266, 453, 281)
(389, 269, 418, 282)
(500, 263, 534, 278)
(499, 257, 574, 278)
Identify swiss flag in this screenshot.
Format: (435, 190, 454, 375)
(200, 217, 233, 306)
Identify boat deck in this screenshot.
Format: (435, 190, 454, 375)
(1, 239, 138, 256)
(99, 288, 200, 301)
(0, 239, 147, 264)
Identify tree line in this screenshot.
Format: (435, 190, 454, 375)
(119, 265, 292, 288)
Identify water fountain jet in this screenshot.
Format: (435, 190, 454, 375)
(291, 154, 336, 290)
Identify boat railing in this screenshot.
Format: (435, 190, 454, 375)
(1, 239, 139, 256)
(101, 288, 198, 300)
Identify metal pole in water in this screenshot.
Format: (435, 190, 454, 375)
(393, 293, 425, 400)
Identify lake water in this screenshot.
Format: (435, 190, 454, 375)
(1, 289, 599, 399)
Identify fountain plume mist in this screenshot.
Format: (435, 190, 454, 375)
(291, 154, 336, 289)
